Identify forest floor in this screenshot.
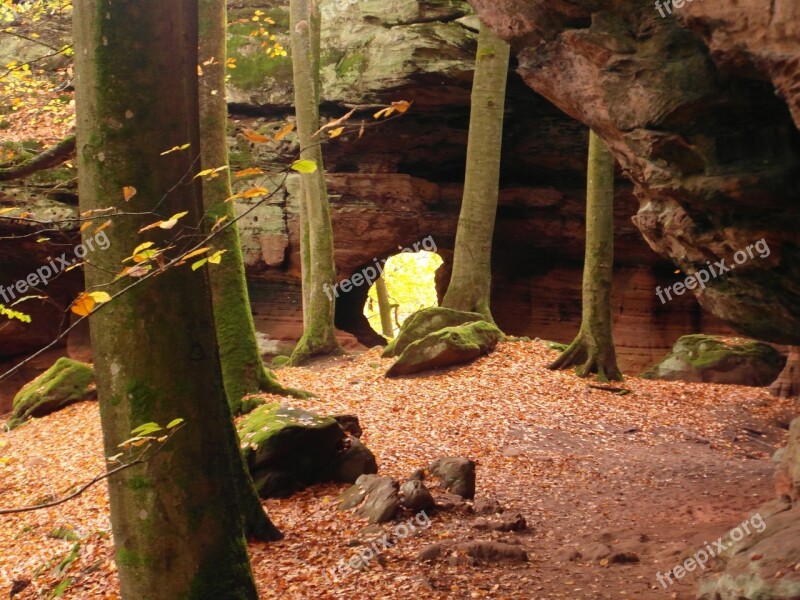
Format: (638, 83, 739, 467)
(0, 340, 795, 600)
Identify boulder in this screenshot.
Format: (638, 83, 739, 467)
(400, 479, 436, 512)
(8, 357, 94, 429)
(337, 474, 400, 524)
(386, 320, 502, 377)
(642, 335, 786, 386)
(382, 307, 484, 358)
(429, 456, 476, 500)
(238, 404, 378, 497)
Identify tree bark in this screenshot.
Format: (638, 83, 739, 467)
(375, 275, 394, 338)
(197, 0, 285, 543)
(771, 346, 800, 401)
(0, 135, 75, 181)
(74, 1, 259, 597)
(289, 0, 343, 365)
(441, 23, 510, 324)
(548, 130, 622, 382)
(198, 0, 307, 418)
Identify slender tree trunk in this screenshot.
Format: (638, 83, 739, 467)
(771, 346, 800, 401)
(548, 130, 622, 381)
(441, 23, 510, 324)
(197, 0, 285, 543)
(198, 0, 307, 417)
(74, 1, 259, 597)
(375, 275, 394, 338)
(289, 0, 343, 365)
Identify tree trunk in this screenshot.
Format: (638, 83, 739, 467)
(375, 275, 394, 338)
(289, 0, 343, 365)
(441, 23, 510, 324)
(771, 346, 800, 401)
(548, 130, 622, 382)
(74, 1, 259, 597)
(197, 0, 285, 543)
(198, 0, 307, 417)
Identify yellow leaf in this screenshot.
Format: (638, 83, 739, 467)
(88, 291, 112, 303)
(211, 216, 228, 231)
(225, 192, 244, 203)
(291, 159, 318, 174)
(208, 250, 226, 265)
(273, 123, 295, 141)
(242, 129, 270, 143)
(235, 167, 264, 178)
(178, 247, 211, 264)
(373, 106, 396, 119)
(191, 258, 209, 271)
(0, 207, 19, 215)
(138, 220, 164, 233)
(158, 211, 189, 230)
(160, 143, 191, 156)
(80, 221, 92, 233)
(132, 242, 154, 256)
(243, 187, 269, 198)
(328, 127, 344, 139)
(36, 237, 50, 243)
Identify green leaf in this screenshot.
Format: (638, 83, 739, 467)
(291, 159, 318, 174)
(130, 422, 162, 436)
(166, 418, 184, 429)
(191, 258, 208, 271)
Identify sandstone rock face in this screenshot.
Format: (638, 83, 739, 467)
(468, 0, 800, 345)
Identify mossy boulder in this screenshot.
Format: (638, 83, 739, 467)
(386, 320, 502, 377)
(8, 358, 94, 429)
(238, 403, 377, 498)
(383, 307, 485, 358)
(641, 335, 786, 386)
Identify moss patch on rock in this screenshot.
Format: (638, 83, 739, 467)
(383, 307, 485, 358)
(386, 320, 502, 377)
(9, 357, 95, 429)
(641, 334, 786, 386)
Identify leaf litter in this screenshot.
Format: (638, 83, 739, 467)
(0, 340, 794, 599)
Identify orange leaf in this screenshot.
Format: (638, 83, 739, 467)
(273, 123, 295, 141)
(242, 129, 271, 143)
(235, 167, 264, 178)
(123, 186, 137, 202)
(70, 292, 96, 317)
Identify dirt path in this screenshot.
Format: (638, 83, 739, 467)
(0, 341, 794, 599)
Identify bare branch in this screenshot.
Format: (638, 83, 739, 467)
(0, 135, 76, 182)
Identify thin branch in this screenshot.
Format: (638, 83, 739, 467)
(0, 29, 64, 52)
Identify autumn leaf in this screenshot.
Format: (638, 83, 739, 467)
(211, 216, 228, 231)
(273, 123, 295, 141)
(291, 159, 318, 174)
(0, 207, 19, 216)
(122, 186, 137, 202)
(70, 291, 111, 317)
(235, 167, 264, 178)
(314, 108, 355, 137)
(328, 127, 345, 139)
(159, 143, 191, 156)
(158, 211, 189, 230)
(242, 187, 270, 198)
(176, 247, 211, 266)
(242, 128, 270, 143)
(207, 250, 226, 265)
(80, 221, 92, 233)
(95, 219, 113, 234)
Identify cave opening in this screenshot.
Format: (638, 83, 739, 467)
(363, 250, 443, 339)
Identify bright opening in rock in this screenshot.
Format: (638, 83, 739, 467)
(363, 250, 443, 339)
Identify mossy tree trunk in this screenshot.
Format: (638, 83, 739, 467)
(197, 0, 285, 543)
(548, 130, 622, 382)
(375, 275, 394, 338)
(771, 346, 800, 401)
(198, 0, 307, 416)
(74, 1, 260, 597)
(441, 23, 510, 325)
(289, 0, 343, 365)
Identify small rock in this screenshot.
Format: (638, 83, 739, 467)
(429, 456, 476, 499)
(609, 551, 640, 564)
(454, 541, 528, 563)
(409, 468, 425, 481)
(582, 542, 612, 562)
(329, 437, 378, 483)
(417, 543, 443, 562)
(401, 479, 436, 512)
(473, 498, 503, 515)
(436, 492, 469, 512)
(472, 512, 527, 532)
(554, 547, 582, 562)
